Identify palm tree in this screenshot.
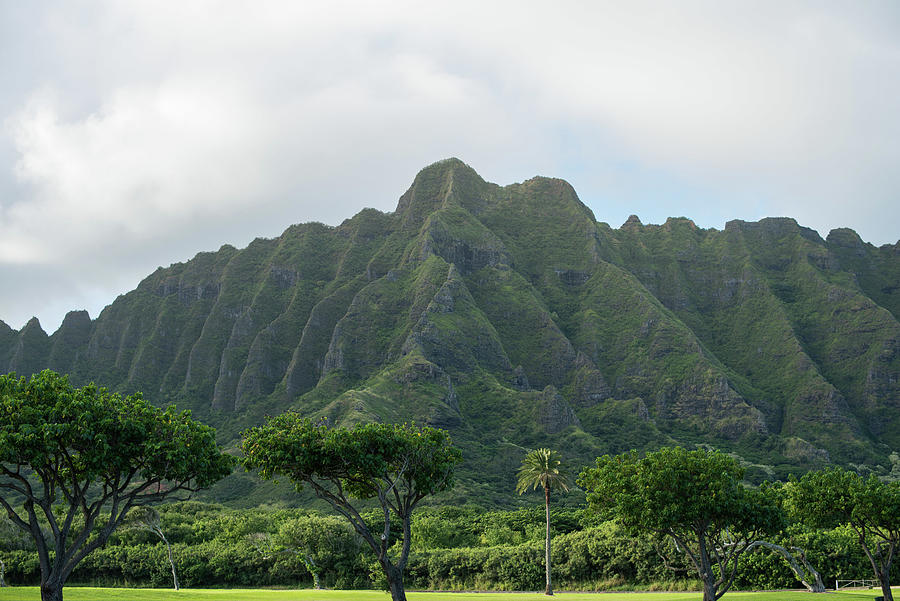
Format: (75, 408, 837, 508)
(516, 448, 570, 595)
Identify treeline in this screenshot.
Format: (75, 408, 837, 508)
(2, 502, 893, 591)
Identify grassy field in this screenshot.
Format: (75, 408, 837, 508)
(0, 588, 893, 601)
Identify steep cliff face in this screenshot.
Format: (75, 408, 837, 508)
(590, 216, 900, 458)
(3, 157, 899, 504)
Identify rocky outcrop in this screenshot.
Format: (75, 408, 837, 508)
(1, 157, 898, 482)
(539, 385, 581, 434)
(401, 264, 512, 375)
(571, 352, 610, 408)
(664, 371, 767, 439)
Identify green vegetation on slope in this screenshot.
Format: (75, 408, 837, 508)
(2, 158, 899, 504)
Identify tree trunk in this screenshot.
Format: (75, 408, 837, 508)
(861, 538, 894, 601)
(151, 524, 179, 590)
(697, 537, 716, 601)
(701, 575, 717, 601)
(305, 555, 321, 590)
(878, 571, 893, 601)
(40, 580, 64, 601)
(748, 541, 825, 593)
(165, 540, 179, 591)
(297, 554, 321, 589)
(1, 557, 6, 587)
(544, 486, 553, 595)
(386, 564, 407, 601)
(794, 547, 826, 593)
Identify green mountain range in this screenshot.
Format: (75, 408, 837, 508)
(3, 158, 899, 505)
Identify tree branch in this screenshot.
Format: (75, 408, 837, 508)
(0, 466, 35, 501)
(0, 494, 30, 533)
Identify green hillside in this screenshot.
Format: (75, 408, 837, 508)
(2, 158, 898, 505)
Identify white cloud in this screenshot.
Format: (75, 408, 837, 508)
(4, 82, 270, 260)
(1, 0, 898, 332)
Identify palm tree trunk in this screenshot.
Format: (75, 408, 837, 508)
(545, 485, 553, 595)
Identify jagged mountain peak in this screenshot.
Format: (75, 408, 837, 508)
(663, 216, 699, 230)
(59, 310, 91, 328)
(2, 159, 898, 505)
(395, 158, 488, 225)
(621, 214, 643, 230)
(725, 216, 824, 244)
(20, 316, 46, 335)
(504, 174, 597, 225)
(827, 227, 865, 249)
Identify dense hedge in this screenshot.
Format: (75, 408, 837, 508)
(734, 526, 877, 590)
(1, 503, 895, 591)
(403, 522, 679, 591)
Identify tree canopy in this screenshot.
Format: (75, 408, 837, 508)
(0, 370, 234, 601)
(516, 448, 570, 496)
(784, 468, 900, 601)
(241, 415, 461, 601)
(251, 514, 360, 590)
(578, 447, 783, 601)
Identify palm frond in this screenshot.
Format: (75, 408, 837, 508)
(515, 448, 570, 494)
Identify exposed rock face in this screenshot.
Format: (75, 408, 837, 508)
(665, 372, 768, 440)
(285, 279, 365, 397)
(512, 365, 530, 391)
(539, 385, 581, 434)
(400, 266, 513, 375)
(571, 352, 610, 408)
(420, 210, 512, 275)
(155, 279, 220, 306)
(863, 335, 900, 436)
(426, 376, 463, 429)
(2, 157, 899, 498)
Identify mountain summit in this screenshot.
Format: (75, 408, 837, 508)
(3, 159, 899, 504)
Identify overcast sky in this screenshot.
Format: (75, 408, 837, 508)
(2, 1, 899, 334)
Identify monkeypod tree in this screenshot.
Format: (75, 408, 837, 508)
(578, 447, 784, 601)
(241, 416, 461, 601)
(785, 468, 900, 601)
(0, 371, 234, 601)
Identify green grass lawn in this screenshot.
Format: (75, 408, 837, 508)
(0, 588, 893, 601)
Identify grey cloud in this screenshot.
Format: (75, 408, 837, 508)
(1, 1, 898, 332)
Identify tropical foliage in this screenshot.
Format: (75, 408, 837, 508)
(578, 448, 784, 601)
(0, 371, 233, 601)
(3, 501, 895, 592)
(784, 468, 900, 601)
(516, 448, 570, 595)
(241, 417, 461, 601)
